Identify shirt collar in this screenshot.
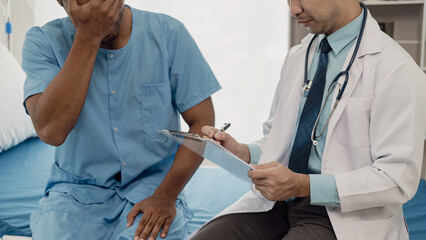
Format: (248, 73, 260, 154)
(318, 8, 364, 55)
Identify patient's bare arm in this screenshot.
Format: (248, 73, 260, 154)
(25, 0, 124, 146)
(127, 97, 215, 240)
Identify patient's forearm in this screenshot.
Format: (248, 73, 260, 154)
(153, 121, 208, 199)
(153, 98, 215, 199)
(154, 146, 204, 199)
(28, 32, 101, 146)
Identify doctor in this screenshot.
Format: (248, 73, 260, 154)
(192, 0, 426, 239)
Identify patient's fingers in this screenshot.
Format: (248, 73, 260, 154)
(67, 0, 78, 11)
(126, 205, 140, 228)
(107, 0, 118, 8)
(135, 213, 153, 239)
(93, 0, 115, 6)
(138, 214, 156, 240)
(112, 0, 124, 17)
(161, 218, 172, 238)
(147, 217, 166, 240)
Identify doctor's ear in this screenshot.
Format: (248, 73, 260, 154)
(57, 0, 64, 7)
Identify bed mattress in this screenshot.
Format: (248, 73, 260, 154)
(0, 138, 425, 239)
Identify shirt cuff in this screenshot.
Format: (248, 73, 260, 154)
(309, 174, 340, 207)
(247, 143, 262, 165)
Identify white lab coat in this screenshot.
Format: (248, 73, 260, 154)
(191, 11, 426, 240)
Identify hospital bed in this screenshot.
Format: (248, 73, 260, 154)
(0, 137, 252, 238)
(0, 137, 425, 239)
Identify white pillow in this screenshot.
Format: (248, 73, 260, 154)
(0, 43, 37, 153)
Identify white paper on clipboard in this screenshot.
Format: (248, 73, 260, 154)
(159, 130, 254, 182)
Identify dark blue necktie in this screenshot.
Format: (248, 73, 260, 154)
(288, 38, 332, 174)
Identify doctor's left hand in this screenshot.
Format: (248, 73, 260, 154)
(248, 161, 310, 201)
(127, 194, 176, 240)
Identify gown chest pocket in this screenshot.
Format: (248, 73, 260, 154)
(140, 82, 174, 138)
(334, 97, 373, 147)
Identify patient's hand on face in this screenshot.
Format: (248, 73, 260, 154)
(201, 125, 251, 164)
(61, 0, 125, 45)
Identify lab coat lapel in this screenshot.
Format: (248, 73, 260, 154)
(258, 34, 318, 166)
(324, 10, 382, 155)
(325, 57, 363, 137)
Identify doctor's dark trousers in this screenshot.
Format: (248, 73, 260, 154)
(191, 197, 337, 240)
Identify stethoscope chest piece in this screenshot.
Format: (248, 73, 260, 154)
(302, 80, 312, 97)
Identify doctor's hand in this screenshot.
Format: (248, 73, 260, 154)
(127, 194, 176, 240)
(201, 125, 251, 163)
(65, 0, 125, 43)
(248, 161, 310, 201)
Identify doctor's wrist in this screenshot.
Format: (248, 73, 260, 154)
(236, 143, 250, 164)
(294, 173, 310, 197)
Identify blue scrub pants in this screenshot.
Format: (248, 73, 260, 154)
(30, 191, 190, 240)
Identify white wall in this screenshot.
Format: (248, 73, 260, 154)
(0, 0, 66, 63)
(0, 0, 11, 51)
(126, 0, 289, 143)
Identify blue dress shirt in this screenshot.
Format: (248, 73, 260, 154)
(22, 7, 221, 205)
(248, 9, 364, 207)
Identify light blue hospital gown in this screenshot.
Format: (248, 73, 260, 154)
(22, 6, 221, 240)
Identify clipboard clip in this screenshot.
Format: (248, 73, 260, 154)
(159, 130, 200, 138)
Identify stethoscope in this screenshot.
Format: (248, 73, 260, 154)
(303, 2, 368, 146)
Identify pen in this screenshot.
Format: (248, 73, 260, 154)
(219, 123, 231, 132)
(213, 123, 231, 141)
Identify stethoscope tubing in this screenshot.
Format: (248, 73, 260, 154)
(306, 1, 368, 144)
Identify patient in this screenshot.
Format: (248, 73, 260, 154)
(22, 0, 220, 239)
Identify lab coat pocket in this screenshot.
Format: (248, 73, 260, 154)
(354, 214, 398, 240)
(334, 97, 373, 147)
(140, 82, 174, 138)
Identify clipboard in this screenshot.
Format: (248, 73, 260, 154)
(159, 130, 254, 182)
